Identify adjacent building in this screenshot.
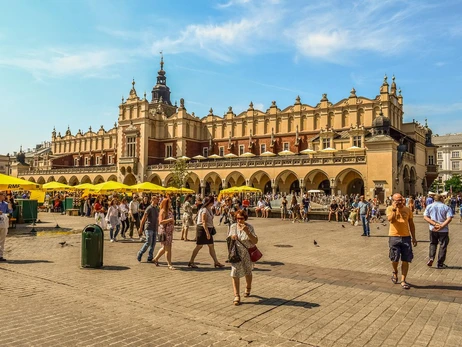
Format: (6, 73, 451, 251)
(433, 133, 462, 182)
(14, 57, 438, 200)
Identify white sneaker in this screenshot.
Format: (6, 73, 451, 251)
(110, 239, 114, 243)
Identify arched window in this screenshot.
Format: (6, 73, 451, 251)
(222, 123, 227, 138)
(242, 121, 247, 137)
(264, 119, 270, 134)
(276, 118, 282, 133)
(358, 109, 364, 126)
(232, 122, 237, 136)
(328, 112, 335, 128)
(186, 123, 190, 137)
(288, 117, 294, 132)
(314, 114, 320, 130)
(300, 115, 306, 131)
(342, 110, 349, 128)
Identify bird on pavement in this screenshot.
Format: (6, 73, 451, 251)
(59, 241, 67, 247)
(341, 224, 345, 228)
(377, 226, 380, 229)
(382, 223, 387, 226)
(313, 240, 319, 247)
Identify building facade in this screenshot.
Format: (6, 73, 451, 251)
(16, 57, 438, 200)
(433, 133, 462, 182)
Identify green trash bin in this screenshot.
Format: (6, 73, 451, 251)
(81, 224, 104, 268)
(64, 197, 74, 212)
(16, 199, 38, 223)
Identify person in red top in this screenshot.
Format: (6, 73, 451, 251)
(93, 197, 106, 230)
(242, 196, 250, 212)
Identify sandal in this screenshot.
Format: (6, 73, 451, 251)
(153, 260, 159, 267)
(391, 272, 398, 284)
(233, 295, 240, 306)
(168, 265, 176, 270)
(401, 281, 410, 290)
(188, 262, 198, 268)
(244, 287, 251, 297)
(214, 263, 225, 268)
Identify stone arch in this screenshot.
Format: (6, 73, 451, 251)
(242, 121, 247, 137)
(107, 175, 117, 182)
(336, 169, 364, 195)
(304, 169, 329, 192)
(300, 115, 307, 131)
(357, 108, 364, 126)
(275, 170, 299, 194)
(37, 177, 46, 184)
(276, 118, 282, 133)
(185, 172, 200, 192)
(403, 165, 410, 196)
(225, 171, 245, 188)
(81, 175, 91, 184)
(248, 170, 271, 193)
(47, 176, 55, 183)
(58, 176, 67, 184)
(28, 177, 36, 182)
(163, 173, 175, 187)
(203, 172, 222, 195)
(148, 173, 162, 186)
(123, 173, 137, 186)
(264, 119, 270, 134)
(69, 176, 79, 186)
(314, 113, 320, 130)
(328, 112, 335, 128)
(93, 175, 104, 185)
(409, 167, 417, 196)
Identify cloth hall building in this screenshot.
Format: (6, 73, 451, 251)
(15, 58, 438, 201)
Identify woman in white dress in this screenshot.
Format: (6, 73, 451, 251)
(228, 209, 258, 306)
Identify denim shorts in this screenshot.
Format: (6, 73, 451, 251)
(389, 236, 413, 263)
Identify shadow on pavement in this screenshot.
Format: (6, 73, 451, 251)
(101, 265, 131, 271)
(257, 261, 285, 266)
(250, 296, 320, 308)
(410, 283, 462, 290)
(5, 260, 54, 264)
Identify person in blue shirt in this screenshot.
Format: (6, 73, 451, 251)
(0, 192, 13, 262)
(459, 204, 462, 223)
(357, 196, 371, 236)
(423, 194, 454, 269)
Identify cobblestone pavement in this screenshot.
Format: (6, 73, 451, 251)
(2, 213, 462, 346)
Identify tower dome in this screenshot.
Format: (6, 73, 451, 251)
(372, 105, 391, 135)
(151, 52, 172, 105)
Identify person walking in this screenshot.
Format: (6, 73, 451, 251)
(358, 196, 371, 236)
(106, 199, 120, 242)
(119, 198, 129, 239)
(138, 195, 159, 263)
(93, 197, 107, 230)
(0, 192, 13, 261)
(152, 198, 175, 269)
(181, 194, 193, 241)
(423, 194, 454, 269)
(386, 193, 417, 290)
(128, 195, 141, 240)
(228, 209, 259, 306)
(188, 196, 225, 269)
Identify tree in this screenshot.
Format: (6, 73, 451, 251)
(444, 174, 462, 193)
(170, 160, 190, 188)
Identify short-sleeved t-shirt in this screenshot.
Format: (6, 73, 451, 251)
(302, 198, 310, 209)
(358, 201, 369, 215)
(330, 203, 338, 211)
(387, 206, 413, 237)
(144, 205, 159, 232)
(423, 202, 454, 233)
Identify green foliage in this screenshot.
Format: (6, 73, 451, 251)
(170, 160, 189, 188)
(444, 174, 462, 193)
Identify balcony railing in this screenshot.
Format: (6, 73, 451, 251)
(22, 165, 117, 176)
(426, 165, 438, 173)
(147, 154, 366, 171)
(403, 152, 416, 163)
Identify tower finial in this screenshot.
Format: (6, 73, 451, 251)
(425, 118, 428, 127)
(132, 78, 135, 88)
(160, 51, 164, 70)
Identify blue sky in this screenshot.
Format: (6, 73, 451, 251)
(1, 0, 462, 155)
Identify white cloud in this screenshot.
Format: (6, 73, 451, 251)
(0, 48, 126, 79)
(406, 102, 462, 116)
(435, 61, 446, 67)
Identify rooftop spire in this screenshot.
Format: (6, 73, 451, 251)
(160, 51, 164, 71)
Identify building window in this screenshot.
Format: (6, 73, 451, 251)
(96, 156, 101, 165)
(126, 136, 136, 157)
(239, 145, 245, 155)
(322, 138, 331, 149)
(353, 136, 362, 148)
(283, 142, 289, 151)
(437, 152, 443, 159)
(428, 155, 434, 165)
(85, 157, 89, 166)
(260, 144, 266, 154)
(203, 147, 209, 158)
(74, 158, 79, 167)
(219, 146, 224, 157)
(439, 164, 443, 169)
(108, 155, 113, 165)
(452, 161, 460, 170)
(165, 144, 173, 158)
(451, 151, 460, 158)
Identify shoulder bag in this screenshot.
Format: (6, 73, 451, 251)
(238, 239, 263, 262)
(228, 239, 241, 263)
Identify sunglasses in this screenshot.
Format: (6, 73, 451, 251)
(236, 217, 245, 220)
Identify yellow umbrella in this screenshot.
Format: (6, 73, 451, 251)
(208, 154, 222, 159)
(177, 155, 191, 161)
(42, 182, 74, 191)
(220, 186, 261, 194)
(88, 181, 133, 193)
(224, 153, 238, 158)
(0, 173, 41, 191)
(346, 146, 365, 152)
(240, 152, 256, 158)
(165, 187, 195, 194)
(74, 183, 94, 190)
(278, 150, 295, 156)
(300, 148, 316, 155)
(322, 147, 338, 152)
(260, 151, 276, 157)
(131, 182, 167, 193)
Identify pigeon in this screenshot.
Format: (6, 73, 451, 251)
(341, 225, 345, 228)
(382, 223, 387, 226)
(59, 241, 67, 247)
(377, 226, 380, 230)
(313, 240, 319, 247)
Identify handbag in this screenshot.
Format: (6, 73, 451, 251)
(228, 240, 241, 263)
(158, 232, 166, 242)
(210, 227, 216, 236)
(238, 240, 263, 262)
